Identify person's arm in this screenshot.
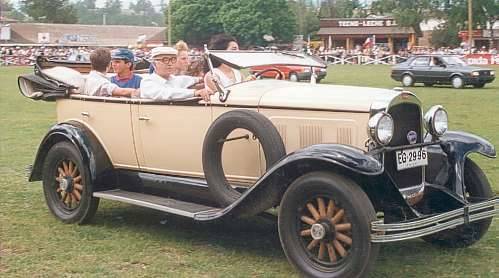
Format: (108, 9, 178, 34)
(140, 77, 195, 101)
(112, 87, 139, 98)
(204, 72, 217, 91)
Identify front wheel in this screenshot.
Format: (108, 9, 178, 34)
(278, 172, 379, 277)
(422, 159, 493, 247)
(451, 76, 464, 89)
(42, 141, 99, 224)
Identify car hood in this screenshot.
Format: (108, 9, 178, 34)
(211, 80, 398, 113)
(447, 65, 491, 72)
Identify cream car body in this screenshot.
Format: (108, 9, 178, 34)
(19, 51, 498, 278)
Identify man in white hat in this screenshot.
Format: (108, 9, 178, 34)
(140, 46, 213, 101)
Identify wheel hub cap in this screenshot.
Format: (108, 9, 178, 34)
(311, 223, 326, 240)
(59, 177, 73, 193)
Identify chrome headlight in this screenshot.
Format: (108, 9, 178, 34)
(471, 71, 479, 76)
(424, 105, 448, 137)
(368, 112, 394, 145)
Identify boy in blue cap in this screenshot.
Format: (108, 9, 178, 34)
(110, 48, 142, 89)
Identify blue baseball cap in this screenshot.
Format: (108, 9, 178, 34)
(111, 48, 134, 62)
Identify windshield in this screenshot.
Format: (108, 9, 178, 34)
(441, 56, 467, 66)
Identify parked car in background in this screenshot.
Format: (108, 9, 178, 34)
(391, 55, 495, 88)
(250, 64, 327, 82)
(19, 51, 498, 278)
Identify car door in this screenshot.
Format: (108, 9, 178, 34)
(409, 56, 430, 83)
(80, 96, 139, 169)
(428, 57, 449, 83)
(134, 99, 212, 178)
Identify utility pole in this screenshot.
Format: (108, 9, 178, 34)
(468, 0, 472, 53)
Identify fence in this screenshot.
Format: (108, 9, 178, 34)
(319, 54, 408, 65)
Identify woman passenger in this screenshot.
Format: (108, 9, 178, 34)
(204, 34, 244, 91)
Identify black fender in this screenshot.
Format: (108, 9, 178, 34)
(212, 144, 384, 218)
(426, 131, 496, 198)
(29, 121, 114, 188)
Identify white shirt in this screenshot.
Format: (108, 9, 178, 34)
(140, 73, 199, 101)
(82, 70, 118, 97)
(212, 68, 242, 87)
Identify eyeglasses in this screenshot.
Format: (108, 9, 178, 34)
(154, 57, 177, 65)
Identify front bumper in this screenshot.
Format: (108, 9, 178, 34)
(370, 197, 498, 243)
(464, 76, 495, 84)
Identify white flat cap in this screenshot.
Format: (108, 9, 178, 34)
(151, 46, 177, 58)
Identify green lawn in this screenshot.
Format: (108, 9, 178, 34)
(1, 65, 497, 277)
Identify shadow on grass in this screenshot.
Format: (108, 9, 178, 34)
(90, 202, 284, 259)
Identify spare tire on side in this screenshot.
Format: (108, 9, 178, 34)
(202, 109, 286, 208)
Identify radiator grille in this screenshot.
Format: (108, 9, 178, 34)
(384, 103, 424, 189)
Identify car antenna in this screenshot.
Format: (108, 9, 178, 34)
(204, 45, 230, 102)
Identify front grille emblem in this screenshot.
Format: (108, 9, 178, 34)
(407, 131, 418, 144)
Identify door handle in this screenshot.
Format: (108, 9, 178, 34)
(81, 112, 90, 117)
(139, 116, 150, 121)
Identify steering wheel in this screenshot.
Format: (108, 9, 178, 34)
(254, 68, 285, 80)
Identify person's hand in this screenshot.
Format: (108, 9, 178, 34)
(195, 87, 214, 102)
(245, 74, 256, 81)
(131, 88, 140, 98)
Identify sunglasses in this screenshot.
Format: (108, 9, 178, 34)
(154, 57, 177, 64)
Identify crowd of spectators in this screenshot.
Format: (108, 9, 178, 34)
(0, 45, 204, 66)
(1, 43, 497, 67)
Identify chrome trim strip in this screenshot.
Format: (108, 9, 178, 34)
(93, 190, 195, 218)
(371, 198, 498, 243)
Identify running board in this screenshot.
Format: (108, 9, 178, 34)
(93, 189, 222, 220)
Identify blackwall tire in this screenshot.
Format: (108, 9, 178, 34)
(422, 159, 493, 248)
(278, 172, 379, 277)
(42, 141, 99, 224)
(202, 109, 286, 207)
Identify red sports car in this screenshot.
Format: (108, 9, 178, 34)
(250, 64, 327, 82)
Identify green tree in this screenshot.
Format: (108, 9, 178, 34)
(170, 0, 227, 45)
(103, 0, 121, 16)
(370, 0, 439, 38)
(21, 0, 78, 23)
(289, 0, 320, 36)
(169, 0, 297, 46)
(220, 0, 296, 46)
(319, 0, 364, 18)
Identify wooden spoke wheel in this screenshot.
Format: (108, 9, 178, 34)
(42, 142, 99, 224)
(278, 172, 379, 278)
(54, 159, 83, 210)
(299, 197, 352, 265)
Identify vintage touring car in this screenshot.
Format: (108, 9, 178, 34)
(19, 50, 498, 277)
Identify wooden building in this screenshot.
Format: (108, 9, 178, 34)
(317, 18, 416, 53)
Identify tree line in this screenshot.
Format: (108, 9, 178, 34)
(1, 0, 497, 48)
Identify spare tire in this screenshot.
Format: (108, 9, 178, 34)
(202, 109, 286, 207)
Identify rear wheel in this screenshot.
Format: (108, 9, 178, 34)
(289, 72, 299, 82)
(279, 172, 379, 277)
(422, 159, 493, 248)
(42, 141, 99, 224)
(401, 74, 414, 87)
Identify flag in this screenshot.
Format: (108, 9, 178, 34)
(363, 35, 374, 49)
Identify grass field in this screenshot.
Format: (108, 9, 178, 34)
(1, 65, 498, 277)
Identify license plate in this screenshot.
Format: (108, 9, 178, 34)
(395, 147, 428, 171)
